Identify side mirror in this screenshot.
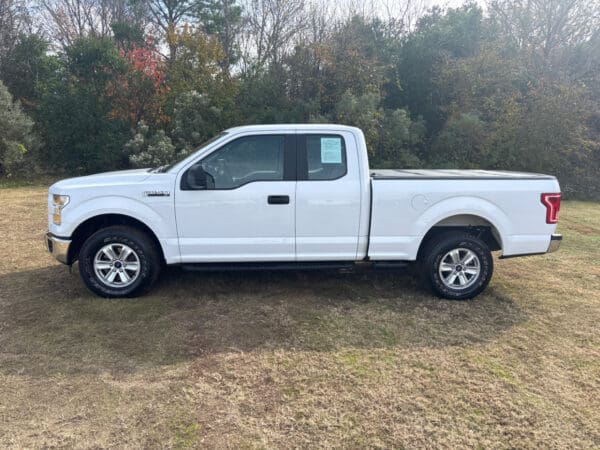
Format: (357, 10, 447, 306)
(183, 164, 210, 190)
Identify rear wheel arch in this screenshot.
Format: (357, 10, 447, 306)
(416, 214, 502, 260)
(68, 214, 165, 265)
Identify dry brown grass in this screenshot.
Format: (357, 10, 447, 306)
(0, 186, 598, 448)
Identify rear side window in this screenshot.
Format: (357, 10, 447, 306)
(299, 134, 347, 181)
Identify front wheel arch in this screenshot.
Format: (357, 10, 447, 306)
(68, 214, 165, 265)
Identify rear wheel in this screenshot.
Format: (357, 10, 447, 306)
(419, 232, 493, 300)
(78, 225, 161, 298)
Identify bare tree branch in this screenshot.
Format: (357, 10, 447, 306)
(37, 0, 149, 48)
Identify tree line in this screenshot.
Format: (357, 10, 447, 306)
(0, 0, 599, 199)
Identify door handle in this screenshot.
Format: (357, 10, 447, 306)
(268, 195, 290, 205)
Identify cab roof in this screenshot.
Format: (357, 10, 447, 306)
(224, 123, 362, 134)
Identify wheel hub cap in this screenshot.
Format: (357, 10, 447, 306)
(93, 243, 140, 288)
(438, 248, 480, 290)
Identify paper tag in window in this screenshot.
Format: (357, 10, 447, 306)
(321, 137, 342, 163)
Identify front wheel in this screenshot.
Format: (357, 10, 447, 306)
(78, 225, 161, 298)
(419, 232, 493, 300)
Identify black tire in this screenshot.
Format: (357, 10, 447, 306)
(419, 231, 493, 300)
(78, 225, 161, 298)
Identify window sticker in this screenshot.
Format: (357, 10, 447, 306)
(320, 137, 342, 163)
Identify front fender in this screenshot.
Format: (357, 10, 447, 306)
(49, 195, 181, 264)
(56, 196, 168, 237)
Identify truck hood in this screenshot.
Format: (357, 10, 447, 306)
(50, 168, 153, 192)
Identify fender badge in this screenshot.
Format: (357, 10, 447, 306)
(144, 191, 171, 197)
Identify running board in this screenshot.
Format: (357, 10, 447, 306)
(179, 260, 409, 272)
(180, 261, 355, 272)
(371, 261, 410, 270)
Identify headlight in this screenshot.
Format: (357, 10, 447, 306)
(52, 194, 70, 225)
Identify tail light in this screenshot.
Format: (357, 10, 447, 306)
(541, 193, 561, 224)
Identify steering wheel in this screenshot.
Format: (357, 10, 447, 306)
(204, 170, 216, 189)
(212, 158, 234, 188)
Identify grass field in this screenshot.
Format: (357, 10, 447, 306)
(0, 187, 598, 448)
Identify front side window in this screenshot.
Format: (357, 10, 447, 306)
(183, 135, 286, 190)
(303, 135, 347, 180)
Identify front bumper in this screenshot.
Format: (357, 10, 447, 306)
(547, 234, 562, 253)
(46, 232, 71, 264)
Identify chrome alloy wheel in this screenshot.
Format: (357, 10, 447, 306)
(93, 243, 141, 288)
(438, 248, 481, 290)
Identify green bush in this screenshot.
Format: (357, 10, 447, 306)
(0, 81, 40, 176)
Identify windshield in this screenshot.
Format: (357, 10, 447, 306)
(153, 132, 229, 173)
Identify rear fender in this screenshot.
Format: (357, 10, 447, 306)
(414, 196, 510, 250)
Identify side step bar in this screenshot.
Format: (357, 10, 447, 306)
(180, 261, 410, 272)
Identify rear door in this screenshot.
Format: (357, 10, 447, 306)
(295, 132, 362, 261)
(175, 133, 297, 262)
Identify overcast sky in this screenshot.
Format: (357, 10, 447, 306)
(322, 0, 487, 25)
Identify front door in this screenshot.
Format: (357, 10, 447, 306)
(175, 133, 296, 262)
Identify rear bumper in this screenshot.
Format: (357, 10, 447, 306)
(500, 233, 562, 259)
(547, 233, 562, 253)
(46, 232, 71, 264)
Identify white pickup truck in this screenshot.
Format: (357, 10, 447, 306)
(47, 124, 562, 300)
